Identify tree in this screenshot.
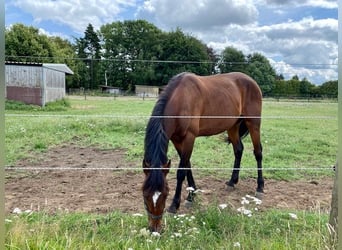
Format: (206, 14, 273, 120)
(100, 20, 164, 89)
(157, 28, 213, 85)
(219, 47, 246, 73)
(5, 23, 79, 89)
(100, 24, 214, 88)
(5, 23, 55, 62)
(246, 53, 276, 96)
(298, 78, 314, 97)
(319, 80, 338, 98)
(272, 79, 287, 97)
(75, 24, 102, 89)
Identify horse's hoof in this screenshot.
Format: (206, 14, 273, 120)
(167, 206, 177, 214)
(184, 200, 193, 208)
(226, 183, 235, 191)
(255, 191, 264, 200)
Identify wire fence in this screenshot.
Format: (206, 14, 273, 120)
(4, 166, 335, 171)
(4, 109, 337, 172)
(3, 114, 338, 119)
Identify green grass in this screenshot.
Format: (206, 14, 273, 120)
(4, 96, 337, 249)
(5, 98, 71, 112)
(5, 97, 337, 181)
(5, 205, 334, 250)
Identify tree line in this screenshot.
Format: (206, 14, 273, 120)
(5, 22, 337, 98)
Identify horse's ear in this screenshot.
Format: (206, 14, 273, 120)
(143, 159, 150, 175)
(163, 160, 171, 175)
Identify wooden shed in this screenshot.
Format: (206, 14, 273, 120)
(5, 61, 73, 106)
(135, 85, 163, 98)
(99, 85, 123, 95)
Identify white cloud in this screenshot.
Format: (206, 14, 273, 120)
(12, 0, 137, 33)
(7, 0, 338, 84)
(263, 0, 337, 9)
(259, 17, 337, 43)
(136, 0, 259, 30)
(271, 60, 337, 84)
(191, 16, 337, 84)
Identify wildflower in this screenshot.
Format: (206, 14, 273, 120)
(219, 203, 228, 209)
(174, 232, 182, 237)
(233, 242, 241, 248)
(237, 207, 252, 216)
(186, 227, 200, 235)
(24, 209, 33, 215)
(186, 187, 204, 193)
(132, 213, 143, 217)
(245, 194, 262, 205)
(254, 198, 262, 205)
(241, 197, 250, 205)
(251, 196, 262, 205)
(139, 228, 150, 237)
(289, 213, 298, 220)
(151, 232, 161, 237)
(12, 207, 22, 214)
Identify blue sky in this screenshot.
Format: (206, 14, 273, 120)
(5, 0, 338, 84)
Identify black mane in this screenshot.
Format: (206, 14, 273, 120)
(144, 72, 186, 166)
(143, 73, 186, 192)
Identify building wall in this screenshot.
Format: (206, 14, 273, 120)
(5, 64, 66, 106)
(6, 65, 42, 88)
(6, 86, 42, 106)
(43, 67, 66, 104)
(135, 85, 159, 97)
(5, 65, 43, 105)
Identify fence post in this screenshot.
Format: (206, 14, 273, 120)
(329, 161, 338, 246)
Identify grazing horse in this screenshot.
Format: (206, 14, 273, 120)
(142, 72, 263, 232)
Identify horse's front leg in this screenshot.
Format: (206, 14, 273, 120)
(167, 168, 186, 213)
(184, 168, 197, 207)
(168, 136, 195, 213)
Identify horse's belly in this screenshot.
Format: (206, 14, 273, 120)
(198, 118, 235, 136)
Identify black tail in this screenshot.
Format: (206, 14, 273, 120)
(226, 118, 249, 144)
(239, 119, 249, 140)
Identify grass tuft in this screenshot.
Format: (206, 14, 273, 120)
(5, 204, 333, 249)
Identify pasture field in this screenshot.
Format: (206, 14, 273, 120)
(5, 96, 337, 178)
(5, 96, 337, 249)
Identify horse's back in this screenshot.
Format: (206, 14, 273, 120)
(163, 72, 262, 138)
(201, 72, 262, 101)
(188, 72, 262, 115)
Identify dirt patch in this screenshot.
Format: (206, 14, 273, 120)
(5, 144, 333, 215)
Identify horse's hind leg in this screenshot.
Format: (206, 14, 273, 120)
(226, 127, 244, 189)
(246, 119, 264, 195)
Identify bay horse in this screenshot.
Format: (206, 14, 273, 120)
(142, 72, 263, 232)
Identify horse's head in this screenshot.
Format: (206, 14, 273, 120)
(142, 159, 170, 233)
